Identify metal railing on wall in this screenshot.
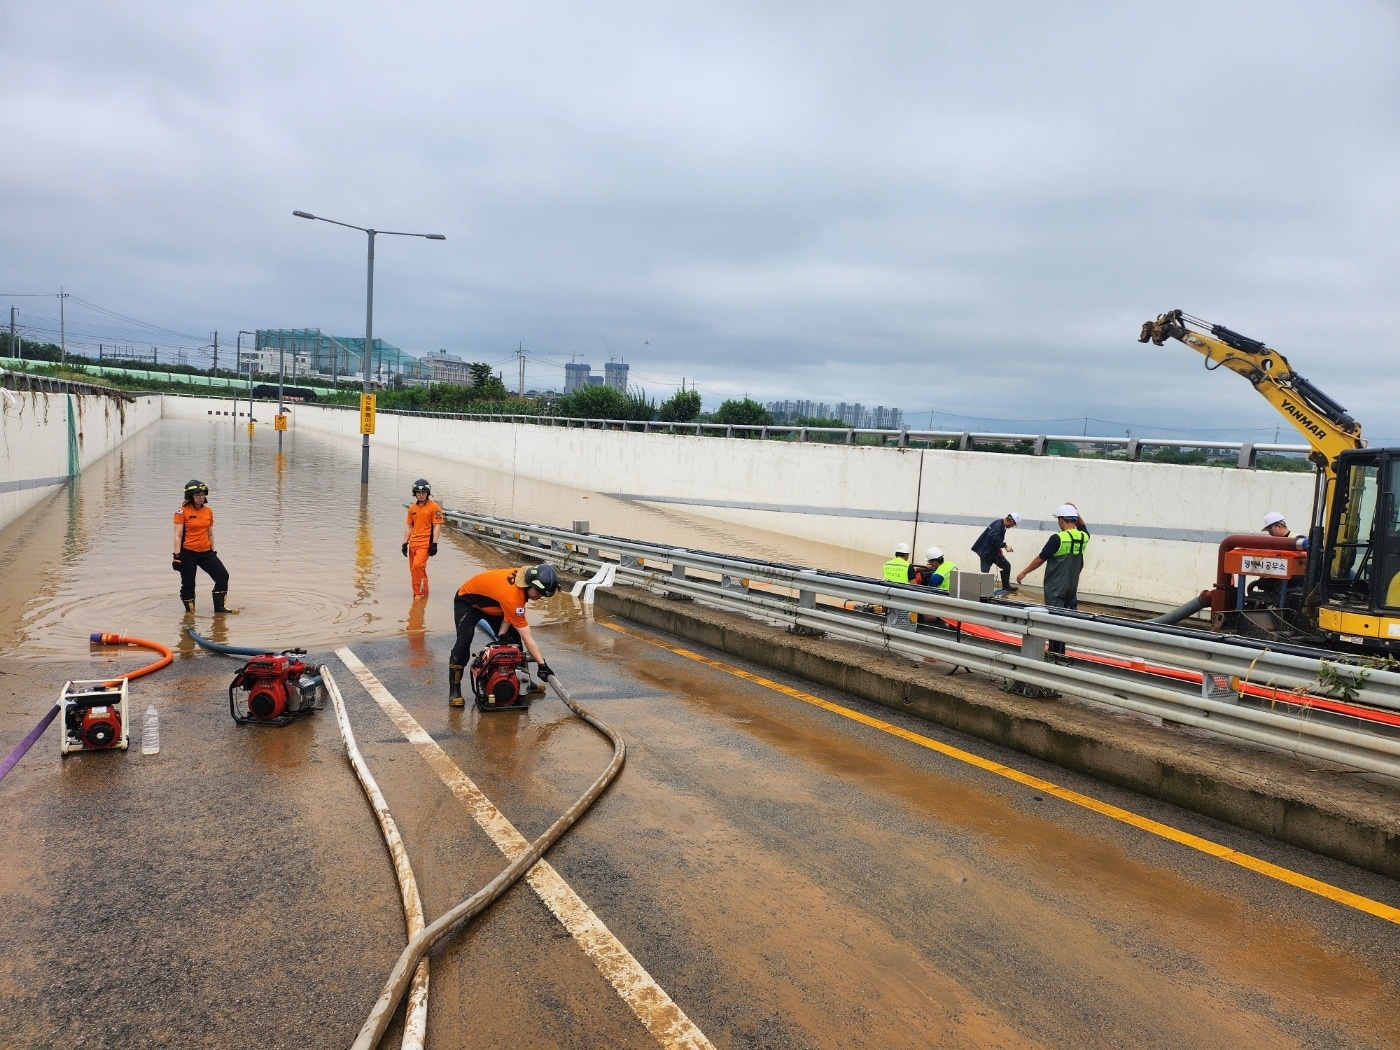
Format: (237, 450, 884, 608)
(444, 509, 1400, 780)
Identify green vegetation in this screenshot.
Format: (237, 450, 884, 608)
(550, 384, 655, 421)
(658, 388, 702, 423)
(709, 398, 774, 427)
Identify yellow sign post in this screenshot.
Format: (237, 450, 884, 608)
(359, 394, 377, 435)
(274, 413, 288, 432)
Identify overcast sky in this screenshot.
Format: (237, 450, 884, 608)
(3, 2, 1398, 440)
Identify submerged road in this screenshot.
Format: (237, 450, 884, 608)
(3, 419, 1400, 1047)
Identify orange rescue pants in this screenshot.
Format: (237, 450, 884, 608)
(409, 544, 431, 596)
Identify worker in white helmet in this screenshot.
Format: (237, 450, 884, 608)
(912, 546, 957, 592)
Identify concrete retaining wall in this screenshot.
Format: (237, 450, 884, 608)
(0, 387, 161, 531)
(165, 395, 1315, 611)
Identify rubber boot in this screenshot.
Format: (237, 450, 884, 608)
(213, 591, 240, 615)
(182, 598, 196, 614)
(448, 664, 465, 707)
(521, 663, 545, 696)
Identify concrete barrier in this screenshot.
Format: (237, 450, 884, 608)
(164, 395, 1315, 611)
(0, 385, 160, 531)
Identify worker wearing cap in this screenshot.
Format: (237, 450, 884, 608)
(172, 479, 236, 614)
(882, 542, 913, 584)
(448, 563, 559, 707)
(1016, 504, 1090, 655)
(401, 479, 443, 598)
(971, 512, 1021, 595)
(914, 547, 957, 592)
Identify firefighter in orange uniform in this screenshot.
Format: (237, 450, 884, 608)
(401, 478, 443, 598)
(172, 479, 236, 613)
(448, 563, 559, 706)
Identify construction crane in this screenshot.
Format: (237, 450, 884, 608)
(1139, 310, 1400, 654)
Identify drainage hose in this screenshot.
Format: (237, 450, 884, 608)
(186, 626, 305, 657)
(352, 671, 626, 1050)
(0, 633, 172, 783)
(1147, 595, 1209, 625)
(322, 667, 430, 1050)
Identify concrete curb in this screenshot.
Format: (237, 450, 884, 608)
(592, 585, 1400, 879)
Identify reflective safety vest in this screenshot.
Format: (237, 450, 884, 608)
(882, 556, 911, 583)
(1053, 529, 1090, 558)
(929, 559, 956, 591)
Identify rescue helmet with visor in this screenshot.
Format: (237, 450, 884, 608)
(521, 562, 560, 598)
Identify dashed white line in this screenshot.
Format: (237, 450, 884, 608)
(335, 647, 714, 1050)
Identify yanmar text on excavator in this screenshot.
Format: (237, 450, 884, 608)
(1140, 310, 1400, 654)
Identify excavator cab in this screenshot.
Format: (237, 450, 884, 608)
(1316, 449, 1400, 650)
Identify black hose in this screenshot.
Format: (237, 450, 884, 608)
(1147, 595, 1209, 625)
(186, 626, 305, 658)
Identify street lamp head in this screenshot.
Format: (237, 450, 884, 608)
(426, 234, 446, 240)
(292, 210, 316, 220)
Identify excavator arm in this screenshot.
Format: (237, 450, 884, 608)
(1138, 309, 1365, 475)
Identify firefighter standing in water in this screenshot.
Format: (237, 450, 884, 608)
(401, 478, 443, 598)
(172, 480, 236, 613)
(448, 563, 559, 707)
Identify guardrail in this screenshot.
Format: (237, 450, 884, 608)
(444, 509, 1400, 780)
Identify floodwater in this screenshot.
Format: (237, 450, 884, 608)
(0, 418, 874, 662)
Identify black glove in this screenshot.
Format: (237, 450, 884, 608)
(401, 543, 409, 557)
(428, 542, 438, 557)
(171, 554, 182, 572)
(536, 663, 554, 682)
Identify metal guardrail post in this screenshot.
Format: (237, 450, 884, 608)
(845, 429, 854, 445)
(1033, 435, 1048, 456)
(726, 425, 734, 439)
(898, 428, 909, 448)
(1127, 438, 1142, 460)
(799, 427, 808, 443)
(1238, 442, 1257, 469)
(959, 432, 972, 451)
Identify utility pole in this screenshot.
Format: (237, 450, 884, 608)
(8, 307, 16, 360)
(212, 331, 218, 376)
(58, 288, 69, 363)
(517, 342, 526, 397)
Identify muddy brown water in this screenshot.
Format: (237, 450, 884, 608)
(0, 418, 875, 661)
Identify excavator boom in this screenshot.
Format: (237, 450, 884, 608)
(1138, 309, 1365, 475)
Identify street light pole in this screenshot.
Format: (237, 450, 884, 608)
(237, 331, 255, 431)
(293, 210, 444, 486)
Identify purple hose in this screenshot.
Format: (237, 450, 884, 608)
(0, 704, 60, 783)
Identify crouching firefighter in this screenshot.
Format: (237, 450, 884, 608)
(172, 479, 237, 614)
(448, 563, 560, 707)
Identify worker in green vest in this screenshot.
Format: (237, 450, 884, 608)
(882, 542, 912, 584)
(1017, 503, 1090, 656)
(918, 547, 957, 592)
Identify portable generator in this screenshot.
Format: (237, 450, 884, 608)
(470, 643, 531, 711)
(228, 652, 325, 726)
(59, 679, 130, 755)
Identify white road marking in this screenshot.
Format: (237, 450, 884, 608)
(335, 647, 714, 1050)
(141, 704, 160, 755)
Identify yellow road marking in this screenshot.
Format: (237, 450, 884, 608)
(335, 647, 714, 1050)
(600, 621, 1400, 926)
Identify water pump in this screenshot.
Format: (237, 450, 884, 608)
(59, 679, 130, 755)
(229, 653, 325, 726)
(470, 643, 530, 710)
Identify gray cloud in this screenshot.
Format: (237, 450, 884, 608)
(3, 1, 1398, 438)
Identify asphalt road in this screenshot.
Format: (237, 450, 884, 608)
(8, 605, 1400, 1048)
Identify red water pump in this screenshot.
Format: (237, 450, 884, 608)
(470, 643, 530, 710)
(229, 653, 325, 726)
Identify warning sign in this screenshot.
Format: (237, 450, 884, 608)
(274, 413, 288, 432)
(359, 394, 377, 435)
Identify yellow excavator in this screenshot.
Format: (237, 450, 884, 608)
(1139, 310, 1400, 654)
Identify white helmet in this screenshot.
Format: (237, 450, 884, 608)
(1055, 503, 1079, 519)
(1263, 511, 1287, 528)
(925, 546, 944, 561)
(894, 542, 910, 555)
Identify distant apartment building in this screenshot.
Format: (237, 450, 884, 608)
(765, 399, 832, 422)
(564, 360, 629, 394)
(768, 400, 904, 429)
